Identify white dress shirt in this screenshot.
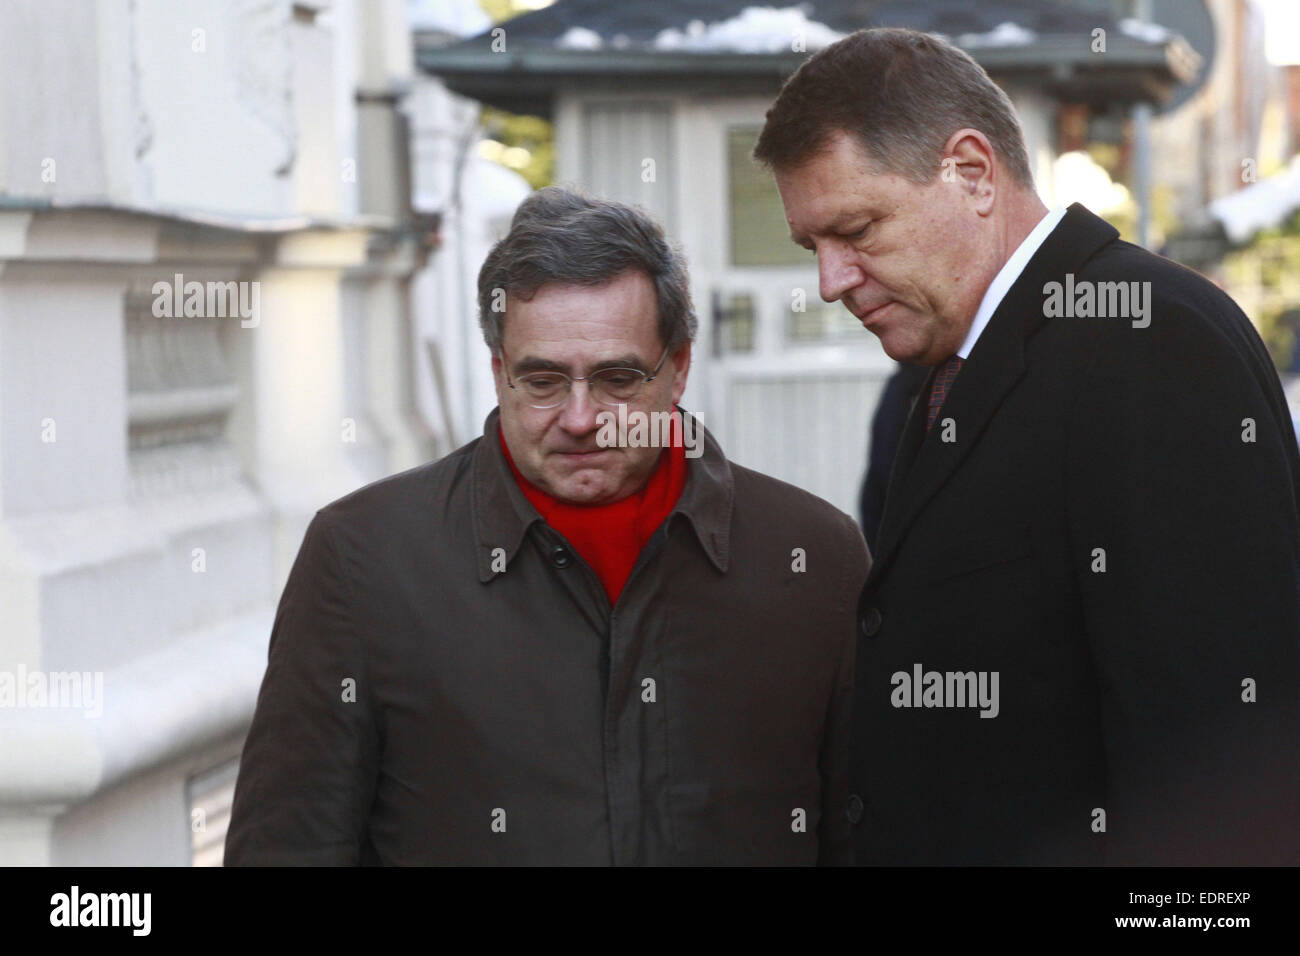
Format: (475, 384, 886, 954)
(956, 205, 1069, 360)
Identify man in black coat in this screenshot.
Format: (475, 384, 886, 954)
(756, 27, 1300, 864)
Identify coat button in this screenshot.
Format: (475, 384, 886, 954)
(846, 793, 864, 825)
(859, 607, 882, 638)
(549, 545, 573, 568)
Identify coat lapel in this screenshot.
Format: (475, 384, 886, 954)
(865, 203, 1119, 588)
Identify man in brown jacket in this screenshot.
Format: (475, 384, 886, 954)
(225, 186, 869, 865)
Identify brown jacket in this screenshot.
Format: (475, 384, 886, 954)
(225, 407, 869, 865)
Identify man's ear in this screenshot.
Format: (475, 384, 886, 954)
(944, 128, 997, 215)
(670, 342, 692, 405)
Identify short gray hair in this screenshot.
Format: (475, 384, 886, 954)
(476, 186, 697, 354)
(754, 28, 1033, 187)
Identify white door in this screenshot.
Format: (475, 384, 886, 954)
(677, 98, 895, 519)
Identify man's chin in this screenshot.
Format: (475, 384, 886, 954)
(541, 466, 626, 506)
(878, 335, 923, 364)
(550, 480, 623, 506)
(878, 330, 945, 366)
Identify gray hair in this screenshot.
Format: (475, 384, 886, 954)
(754, 28, 1034, 187)
(476, 186, 697, 354)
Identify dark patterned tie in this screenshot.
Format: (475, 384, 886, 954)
(926, 355, 964, 432)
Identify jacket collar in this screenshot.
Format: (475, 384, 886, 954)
(867, 202, 1119, 588)
(472, 405, 732, 583)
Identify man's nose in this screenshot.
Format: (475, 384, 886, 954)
(556, 380, 602, 435)
(818, 243, 866, 304)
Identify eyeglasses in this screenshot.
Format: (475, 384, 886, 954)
(503, 345, 672, 410)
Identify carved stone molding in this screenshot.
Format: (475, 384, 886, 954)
(124, 286, 243, 499)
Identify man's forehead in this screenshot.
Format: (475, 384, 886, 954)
(778, 159, 905, 240)
(511, 269, 655, 306)
(784, 187, 882, 240)
(504, 273, 658, 346)
(778, 132, 870, 181)
(501, 325, 661, 370)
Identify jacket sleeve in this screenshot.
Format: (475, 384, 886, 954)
(1067, 303, 1300, 864)
(818, 513, 871, 865)
(225, 513, 381, 865)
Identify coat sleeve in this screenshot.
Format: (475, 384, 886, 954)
(1067, 302, 1300, 864)
(224, 513, 381, 865)
(817, 513, 871, 865)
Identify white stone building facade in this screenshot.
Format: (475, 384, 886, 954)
(0, 0, 446, 865)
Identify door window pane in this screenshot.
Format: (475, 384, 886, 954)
(728, 127, 809, 267)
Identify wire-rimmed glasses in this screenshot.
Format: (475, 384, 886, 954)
(503, 345, 672, 410)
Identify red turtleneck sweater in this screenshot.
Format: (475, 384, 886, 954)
(500, 415, 688, 606)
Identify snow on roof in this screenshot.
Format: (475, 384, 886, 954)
(650, 6, 846, 54)
(1119, 18, 1172, 45)
(1208, 156, 1300, 244)
(557, 26, 604, 50)
(955, 21, 1036, 48)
